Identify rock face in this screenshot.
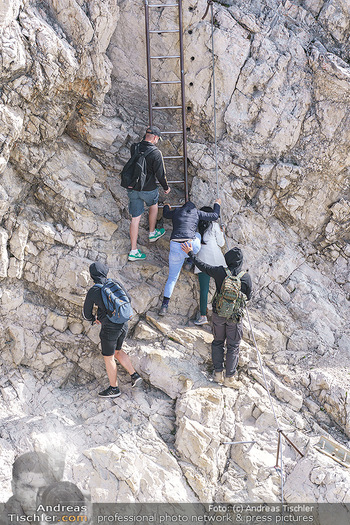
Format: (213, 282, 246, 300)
(0, 0, 350, 506)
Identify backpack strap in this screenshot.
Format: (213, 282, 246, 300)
(129, 142, 140, 159)
(145, 144, 157, 155)
(225, 269, 246, 279)
(93, 282, 108, 310)
(142, 144, 158, 160)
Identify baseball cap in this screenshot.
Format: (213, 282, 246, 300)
(146, 126, 163, 140)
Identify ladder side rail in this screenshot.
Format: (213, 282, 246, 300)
(144, 0, 153, 126)
(178, 0, 188, 201)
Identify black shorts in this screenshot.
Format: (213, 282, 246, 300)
(100, 322, 128, 356)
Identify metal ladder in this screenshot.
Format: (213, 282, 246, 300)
(144, 0, 188, 203)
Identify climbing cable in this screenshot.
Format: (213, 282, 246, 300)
(246, 304, 285, 501)
(245, 306, 280, 428)
(280, 432, 284, 503)
(245, 306, 304, 502)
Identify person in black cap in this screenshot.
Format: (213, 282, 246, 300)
(181, 244, 252, 389)
(82, 262, 142, 398)
(127, 126, 171, 262)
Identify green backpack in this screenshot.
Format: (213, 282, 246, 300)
(215, 269, 247, 320)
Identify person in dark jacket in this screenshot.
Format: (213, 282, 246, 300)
(127, 126, 171, 262)
(159, 199, 221, 316)
(83, 262, 142, 398)
(181, 244, 252, 389)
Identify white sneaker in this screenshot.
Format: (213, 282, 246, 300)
(149, 228, 165, 242)
(128, 249, 146, 261)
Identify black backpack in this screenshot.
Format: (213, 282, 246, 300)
(120, 143, 157, 191)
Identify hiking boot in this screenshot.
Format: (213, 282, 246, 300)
(98, 385, 121, 398)
(194, 315, 208, 326)
(131, 372, 142, 388)
(223, 376, 241, 390)
(149, 228, 165, 243)
(128, 249, 146, 262)
(213, 371, 224, 384)
(159, 304, 168, 316)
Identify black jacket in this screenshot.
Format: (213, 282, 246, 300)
(163, 201, 220, 240)
(188, 247, 253, 311)
(130, 140, 169, 191)
(83, 262, 130, 327)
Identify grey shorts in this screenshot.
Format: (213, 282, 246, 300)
(128, 188, 159, 218)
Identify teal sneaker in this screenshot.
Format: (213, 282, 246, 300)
(128, 249, 146, 261)
(149, 228, 165, 242)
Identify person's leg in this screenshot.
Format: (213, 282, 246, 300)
(145, 189, 165, 242)
(225, 320, 243, 377)
(115, 348, 143, 387)
(211, 312, 226, 373)
(103, 355, 118, 387)
(198, 272, 210, 316)
(114, 324, 135, 374)
(114, 350, 135, 374)
(130, 215, 142, 251)
(128, 190, 145, 257)
(148, 203, 158, 233)
(98, 336, 121, 397)
(163, 242, 186, 299)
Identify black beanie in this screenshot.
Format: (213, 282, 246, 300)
(224, 248, 243, 274)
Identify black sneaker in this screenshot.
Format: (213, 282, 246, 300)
(131, 372, 142, 388)
(98, 386, 121, 398)
(159, 305, 168, 316)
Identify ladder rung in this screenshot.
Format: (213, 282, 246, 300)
(151, 81, 181, 84)
(157, 180, 184, 184)
(149, 4, 179, 7)
(163, 156, 184, 159)
(161, 131, 183, 134)
(159, 204, 184, 208)
(152, 105, 182, 109)
(149, 30, 179, 33)
(150, 55, 180, 59)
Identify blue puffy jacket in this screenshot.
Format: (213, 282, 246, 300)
(163, 201, 220, 240)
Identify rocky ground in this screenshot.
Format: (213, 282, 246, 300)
(0, 0, 349, 504)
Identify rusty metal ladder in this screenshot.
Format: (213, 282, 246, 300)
(144, 0, 188, 203)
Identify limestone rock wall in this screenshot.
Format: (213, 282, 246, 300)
(0, 0, 349, 505)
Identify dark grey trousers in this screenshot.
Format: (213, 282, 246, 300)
(211, 312, 243, 377)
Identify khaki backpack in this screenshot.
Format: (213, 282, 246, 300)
(214, 269, 247, 320)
